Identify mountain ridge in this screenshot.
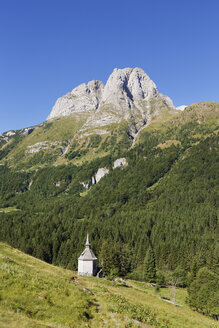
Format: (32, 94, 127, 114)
(47, 67, 176, 137)
(0, 102, 218, 170)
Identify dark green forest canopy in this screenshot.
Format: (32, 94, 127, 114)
(0, 103, 218, 281)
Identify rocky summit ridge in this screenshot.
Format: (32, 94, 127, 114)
(47, 67, 176, 135)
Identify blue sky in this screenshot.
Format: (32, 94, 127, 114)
(0, 0, 219, 134)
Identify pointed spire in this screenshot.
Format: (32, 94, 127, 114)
(85, 233, 90, 247)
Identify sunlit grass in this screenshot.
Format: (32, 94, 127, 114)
(0, 243, 94, 328)
(0, 243, 218, 328)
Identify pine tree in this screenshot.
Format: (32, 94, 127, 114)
(99, 241, 115, 276)
(188, 267, 219, 319)
(211, 244, 219, 274)
(142, 245, 156, 283)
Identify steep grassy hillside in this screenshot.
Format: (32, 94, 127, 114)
(0, 105, 179, 169)
(0, 243, 218, 328)
(0, 103, 218, 169)
(0, 113, 89, 168)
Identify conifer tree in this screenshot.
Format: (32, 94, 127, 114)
(188, 267, 219, 320)
(99, 241, 115, 276)
(142, 245, 156, 283)
(211, 244, 219, 274)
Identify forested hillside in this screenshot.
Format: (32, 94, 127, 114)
(0, 102, 218, 319)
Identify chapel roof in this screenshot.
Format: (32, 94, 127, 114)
(78, 234, 97, 261)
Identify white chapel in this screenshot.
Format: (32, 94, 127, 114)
(78, 234, 98, 276)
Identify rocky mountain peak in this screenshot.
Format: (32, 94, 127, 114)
(101, 67, 159, 111)
(47, 80, 104, 120)
(47, 68, 175, 134)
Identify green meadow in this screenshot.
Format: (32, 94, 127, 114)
(0, 243, 217, 328)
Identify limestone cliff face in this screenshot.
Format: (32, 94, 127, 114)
(47, 67, 175, 134)
(101, 67, 158, 110)
(47, 80, 104, 120)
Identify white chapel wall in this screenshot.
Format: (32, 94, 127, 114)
(78, 260, 94, 276)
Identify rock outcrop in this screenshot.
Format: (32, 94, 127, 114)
(80, 160, 129, 190)
(80, 167, 109, 189)
(159, 94, 175, 109)
(47, 80, 104, 120)
(22, 128, 34, 136)
(101, 68, 158, 111)
(113, 158, 128, 169)
(94, 168, 109, 184)
(48, 68, 175, 118)
(47, 67, 176, 135)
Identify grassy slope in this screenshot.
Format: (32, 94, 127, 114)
(1, 114, 89, 168)
(1, 102, 218, 169)
(138, 102, 219, 141)
(0, 117, 124, 168)
(0, 103, 179, 169)
(0, 243, 218, 328)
